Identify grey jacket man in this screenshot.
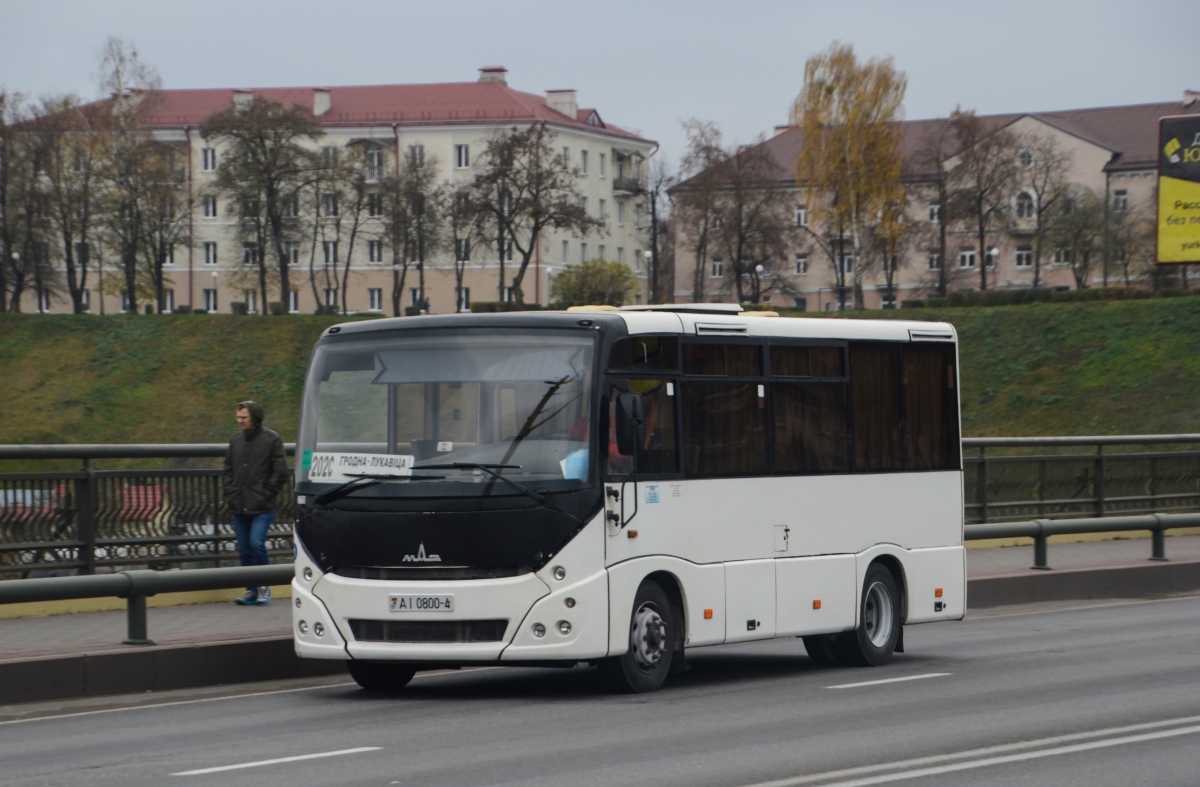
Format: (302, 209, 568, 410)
(223, 400, 289, 514)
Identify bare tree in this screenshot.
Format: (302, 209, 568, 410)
(201, 97, 323, 310)
(447, 186, 486, 311)
(1013, 131, 1072, 289)
(471, 123, 600, 304)
(674, 119, 726, 302)
(1106, 197, 1154, 286)
(1049, 188, 1106, 289)
(639, 155, 674, 303)
(946, 109, 1019, 291)
(379, 152, 444, 315)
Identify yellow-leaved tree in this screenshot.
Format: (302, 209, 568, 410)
(791, 42, 906, 310)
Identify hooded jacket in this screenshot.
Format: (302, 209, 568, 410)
(223, 401, 289, 515)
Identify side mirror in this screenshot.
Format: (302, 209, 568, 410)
(614, 393, 645, 458)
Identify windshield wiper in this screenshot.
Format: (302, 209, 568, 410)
(418, 462, 546, 504)
(313, 472, 446, 506)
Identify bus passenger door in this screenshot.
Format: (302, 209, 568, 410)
(724, 560, 776, 642)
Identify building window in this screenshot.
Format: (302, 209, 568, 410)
(204, 242, 218, 265)
(289, 291, 299, 313)
(456, 287, 470, 311)
(163, 246, 174, 266)
(598, 244, 606, 261)
(454, 238, 470, 262)
(80, 289, 90, 310)
(561, 240, 569, 263)
(598, 198, 606, 221)
(202, 147, 217, 171)
(836, 254, 855, 275)
(202, 196, 217, 218)
(580, 150, 588, 175)
(323, 241, 338, 264)
(1015, 245, 1033, 268)
(957, 247, 976, 268)
(367, 193, 382, 217)
(322, 146, 339, 166)
(284, 196, 299, 218)
(794, 204, 808, 227)
(455, 144, 469, 168)
(793, 253, 808, 275)
(881, 255, 897, 274)
(285, 241, 300, 265)
(599, 153, 606, 178)
(37, 290, 51, 312)
(617, 247, 625, 264)
(881, 294, 897, 310)
(617, 201, 625, 226)
(203, 288, 218, 312)
(365, 148, 383, 182)
(322, 194, 337, 217)
(1052, 247, 1073, 265)
(928, 203, 941, 222)
(1113, 189, 1128, 212)
(162, 289, 174, 312)
(1015, 192, 1035, 219)
(244, 290, 258, 314)
(368, 240, 383, 263)
(243, 243, 259, 265)
(710, 257, 724, 278)
(579, 196, 587, 214)
(580, 242, 588, 263)
(406, 144, 424, 169)
(502, 287, 515, 303)
(1017, 149, 1034, 168)
(927, 253, 940, 270)
(410, 288, 424, 308)
(368, 287, 383, 311)
(325, 288, 338, 307)
(562, 146, 570, 169)
(793, 297, 807, 312)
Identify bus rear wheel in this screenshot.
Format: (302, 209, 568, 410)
(600, 580, 675, 693)
(347, 660, 417, 692)
(836, 564, 902, 667)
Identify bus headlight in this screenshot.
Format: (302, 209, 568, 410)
(303, 567, 313, 581)
(553, 566, 566, 581)
(298, 620, 309, 635)
(558, 621, 572, 635)
(533, 623, 546, 638)
(314, 622, 325, 637)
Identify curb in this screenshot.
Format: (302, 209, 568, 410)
(4, 562, 1200, 706)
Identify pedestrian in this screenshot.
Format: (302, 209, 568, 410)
(223, 400, 288, 605)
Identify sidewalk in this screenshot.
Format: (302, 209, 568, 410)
(2, 535, 1199, 704)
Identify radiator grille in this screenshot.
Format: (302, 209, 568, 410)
(349, 619, 509, 643)
(333, 566, 528, 581)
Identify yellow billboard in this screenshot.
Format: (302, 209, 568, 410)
(1158, 114, 1200, 264)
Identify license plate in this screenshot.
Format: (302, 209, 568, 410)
(389, 594, 454, 613)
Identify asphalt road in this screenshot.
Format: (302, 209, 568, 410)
(3, 594, 1200, 787)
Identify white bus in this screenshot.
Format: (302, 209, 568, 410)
(292, 304, 964, 693)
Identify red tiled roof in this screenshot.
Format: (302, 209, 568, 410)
(128, 81, 653, 144)
(735, 99, 1197, 188)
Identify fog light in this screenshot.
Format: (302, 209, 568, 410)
(303, 567, 313, 581)
(553, 566, 566, 581)
(564, 597, 576, 608)
(295, 597, 302, 608)
(298, 620, 309, 635)
(314, 622, 325, 637)
(558, 620, 572, 635)
(533, 623, 546, 638)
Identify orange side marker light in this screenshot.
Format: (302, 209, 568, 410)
(627, 530, 638, 539)
(812, 600, 822, 610)
(935, 588, 943, 598)
(704, 609, 713, 620)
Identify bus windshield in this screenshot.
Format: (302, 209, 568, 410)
(297, 330, 595, 497)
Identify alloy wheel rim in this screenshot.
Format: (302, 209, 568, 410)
(863, 581, 894, 648)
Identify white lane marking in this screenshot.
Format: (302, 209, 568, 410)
(0, 666, 499, 726)
(738, 714, 1200, 787)
(171, 747, 380, 776)
(816, 724, 1200, 787)
(826, 673, 951, 689)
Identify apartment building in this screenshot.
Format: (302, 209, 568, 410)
(673, 94, 1200, 310)
(56, 66, 655, 315)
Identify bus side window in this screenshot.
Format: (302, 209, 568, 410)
(771, 381, 849, 474)
(606, 379, 678, 477)
(682, 380, 768, 477)
(850, 343, 904, 473)
(904, 344, 960, 470)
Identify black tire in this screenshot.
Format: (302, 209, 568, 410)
(347, 660, 417, 692)
(600, 581, 675, 693)
(802, 634, 843, 666)
(835, 563, 902, 667)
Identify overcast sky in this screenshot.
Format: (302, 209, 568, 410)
(2, 0, 1195, 166)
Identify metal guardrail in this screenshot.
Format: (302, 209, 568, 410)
(0, 564, 293, 645)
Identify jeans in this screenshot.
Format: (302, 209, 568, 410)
(232, 510, 275, 590)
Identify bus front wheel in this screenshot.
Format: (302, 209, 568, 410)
(600, 580, 676, 693)
(836, 564, 902, 667)
(347, 660, 417, 693)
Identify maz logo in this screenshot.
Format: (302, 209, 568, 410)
(402, 543, 441, 563)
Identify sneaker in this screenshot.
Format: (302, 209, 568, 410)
(235, 589, 258, 606)
(254, 586, 272, 605)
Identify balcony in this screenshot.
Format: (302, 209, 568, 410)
(612, 177, 641, 197)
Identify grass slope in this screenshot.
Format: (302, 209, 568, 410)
(0, 299, 1197, 452)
